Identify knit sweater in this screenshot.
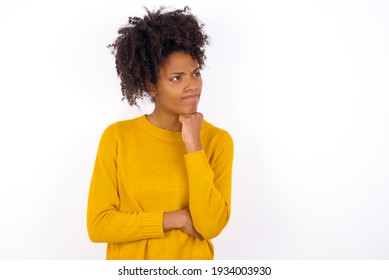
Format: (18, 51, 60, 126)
(87, 114, 233, 260)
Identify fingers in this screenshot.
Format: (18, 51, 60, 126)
(195, 231, 204, 241)
(187, 225, 204, 241)
(179, 112, 203, 124)
(181, 207, 204, 241)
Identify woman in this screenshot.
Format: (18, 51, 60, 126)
(87, 6, 234, 260)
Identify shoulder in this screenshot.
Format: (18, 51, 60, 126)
(100, 115, 144, 139)
(201, 119, 234, 163)
(202, 119, 234, 147)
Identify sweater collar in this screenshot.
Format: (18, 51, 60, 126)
(138, 114, 183, 141)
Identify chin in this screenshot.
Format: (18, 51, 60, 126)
(185, 109, 198, 115)
(175, 104, 199, 115)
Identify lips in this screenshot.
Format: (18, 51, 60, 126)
(182, 94, 200, 101)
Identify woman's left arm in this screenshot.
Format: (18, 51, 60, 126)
(180, 113, 234, 240)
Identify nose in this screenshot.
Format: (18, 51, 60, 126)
(185, 75, 201, 92)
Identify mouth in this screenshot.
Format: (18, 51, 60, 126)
(182, 94, 200, 101)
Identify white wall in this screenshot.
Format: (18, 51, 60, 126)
(0, 0, 388, 259)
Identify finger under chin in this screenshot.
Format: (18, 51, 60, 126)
(178, 114, 194, 123)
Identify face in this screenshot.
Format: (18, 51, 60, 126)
(149, 51, 202, 116)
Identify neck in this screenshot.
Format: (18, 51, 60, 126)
(146, 110, 182, 132)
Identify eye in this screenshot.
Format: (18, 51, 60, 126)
(171, 75, 182, 81)
(194, 71, 201, 78)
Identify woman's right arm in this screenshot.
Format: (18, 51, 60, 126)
(87, 124, 202, 243)
(87, 124, 165, 243)
(163, 208, 204, 240)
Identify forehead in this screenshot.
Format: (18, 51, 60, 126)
(160, 52, 199, 72)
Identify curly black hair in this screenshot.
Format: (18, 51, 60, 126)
(108, 6, 209, 106)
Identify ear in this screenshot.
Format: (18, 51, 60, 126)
(147, 82, 157, 98)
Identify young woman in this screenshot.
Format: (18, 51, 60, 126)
(87, 6, 234, 260)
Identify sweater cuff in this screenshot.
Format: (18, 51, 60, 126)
(184, 150, 213, 182)
(142, 212, 164, 238)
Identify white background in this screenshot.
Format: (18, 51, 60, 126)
(0, 0, 388, 259)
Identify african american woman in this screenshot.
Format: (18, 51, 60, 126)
(87, 6, 234, 260)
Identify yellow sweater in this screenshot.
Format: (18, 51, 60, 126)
(87, 114, 233, 260)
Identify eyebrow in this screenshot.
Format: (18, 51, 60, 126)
(168, 67, 201, 75)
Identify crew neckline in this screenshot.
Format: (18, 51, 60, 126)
(138, 114, 183, 141)
(137, 114, 210, 142)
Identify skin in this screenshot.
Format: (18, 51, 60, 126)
(147, 51, 204, 240)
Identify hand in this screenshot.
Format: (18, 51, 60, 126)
(179, 207, 204, 241)
(163, 208, 204, 240)
(178, 112, 203, 153)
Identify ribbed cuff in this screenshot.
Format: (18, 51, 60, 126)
(141, 212, 164, 238)
(184, 150, 214, 183)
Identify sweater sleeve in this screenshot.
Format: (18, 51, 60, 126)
(184, 132, 234, 240)
(87, 123, 164, 243)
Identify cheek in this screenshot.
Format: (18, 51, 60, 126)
(196, 78, 203, 90)
(156, 88, 181, 106)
